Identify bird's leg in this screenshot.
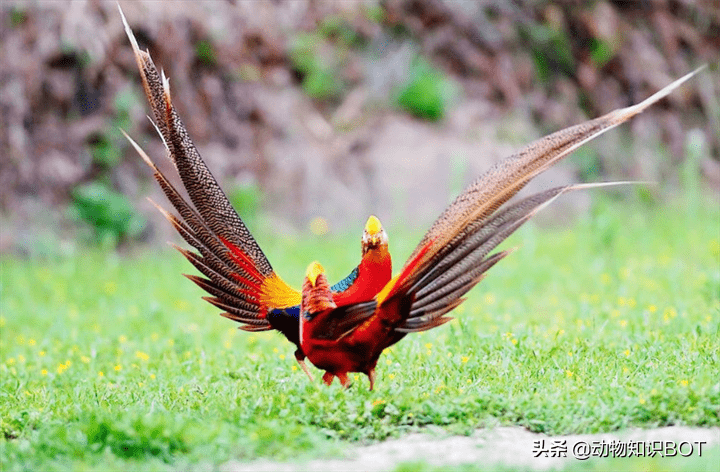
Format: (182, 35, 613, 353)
(368, 368, 376, 391)
(322, 371, 335, 386)
(337, 373, 351, 389)
(294, 350, 314, 382)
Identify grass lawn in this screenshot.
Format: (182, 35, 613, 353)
(1, 195, 718, 471)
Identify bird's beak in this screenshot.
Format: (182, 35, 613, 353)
(306, 261, 325, 287)
(365, 215, 382, 235)
(363, 215, 387, 250)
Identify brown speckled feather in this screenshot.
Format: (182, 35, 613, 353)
(119, 7, 273, 277)
(405, 68, 704, 285)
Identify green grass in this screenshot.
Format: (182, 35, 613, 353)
(1, 196, 718, 471)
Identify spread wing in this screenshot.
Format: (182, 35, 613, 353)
(403, 68, 703, 288)
(120, 8, 299, 332)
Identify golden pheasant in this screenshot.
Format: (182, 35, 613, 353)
(119, 8, 392, 380)
(300, 69, 702, 390)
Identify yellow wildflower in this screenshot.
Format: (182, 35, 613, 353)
(135, 351, 150, 362)
(114, 364, 122, 371)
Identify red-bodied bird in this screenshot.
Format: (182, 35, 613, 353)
(300, 69, 702, 390)
(119, 7, 391, 380)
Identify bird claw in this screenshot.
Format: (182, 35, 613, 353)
(297, 359, 314, 382)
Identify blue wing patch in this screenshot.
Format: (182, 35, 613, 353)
(330, 266, 359, 293)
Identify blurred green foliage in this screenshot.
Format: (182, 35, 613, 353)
(89, 134, 121, 168)
(397, 58, 454, 121)
(573, 147, 602, 182)
(70, 181, 145, 246)
(522, 23, 575, 81)
(9, 7, 27, 27)
(84, 412, 191, 461)
(289, 14, 369, 101)
(319, 15, 365, 48)
(589, 37, 615, 68)
(89, 86, 137, 168)
(363, 4, 385, 24)
(228, 180, 262, 227)
(195, 40, 217, 67)
(289, 32, 346, 101)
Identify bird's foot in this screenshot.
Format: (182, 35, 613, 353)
(322, 371, 335, 386)
(337, 373, 351, 389)
(297, 359, 314, 382)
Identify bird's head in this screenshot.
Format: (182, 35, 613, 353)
(301, 261, 336, 319)
(361, 215, 388, 255)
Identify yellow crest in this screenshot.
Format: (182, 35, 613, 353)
(365, 215, 382, 235)
(306, 261, 325, 287)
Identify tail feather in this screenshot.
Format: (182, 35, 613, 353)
(395, 316, 453, 334)
(235, 322, 273, 332)
(184, 274, 260, 312)
(410, 251, 508, 313)
(125, 130, 246, 279)
(120, 7, 304, 335)
(175, 247, 261, 313)
(119, 5, 273, 276)
(407, 67, 703, 275)
(202, 296, 264, 323)
(396, 182, 633, 333)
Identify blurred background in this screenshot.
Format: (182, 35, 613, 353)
(1, 0, 718, 255)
